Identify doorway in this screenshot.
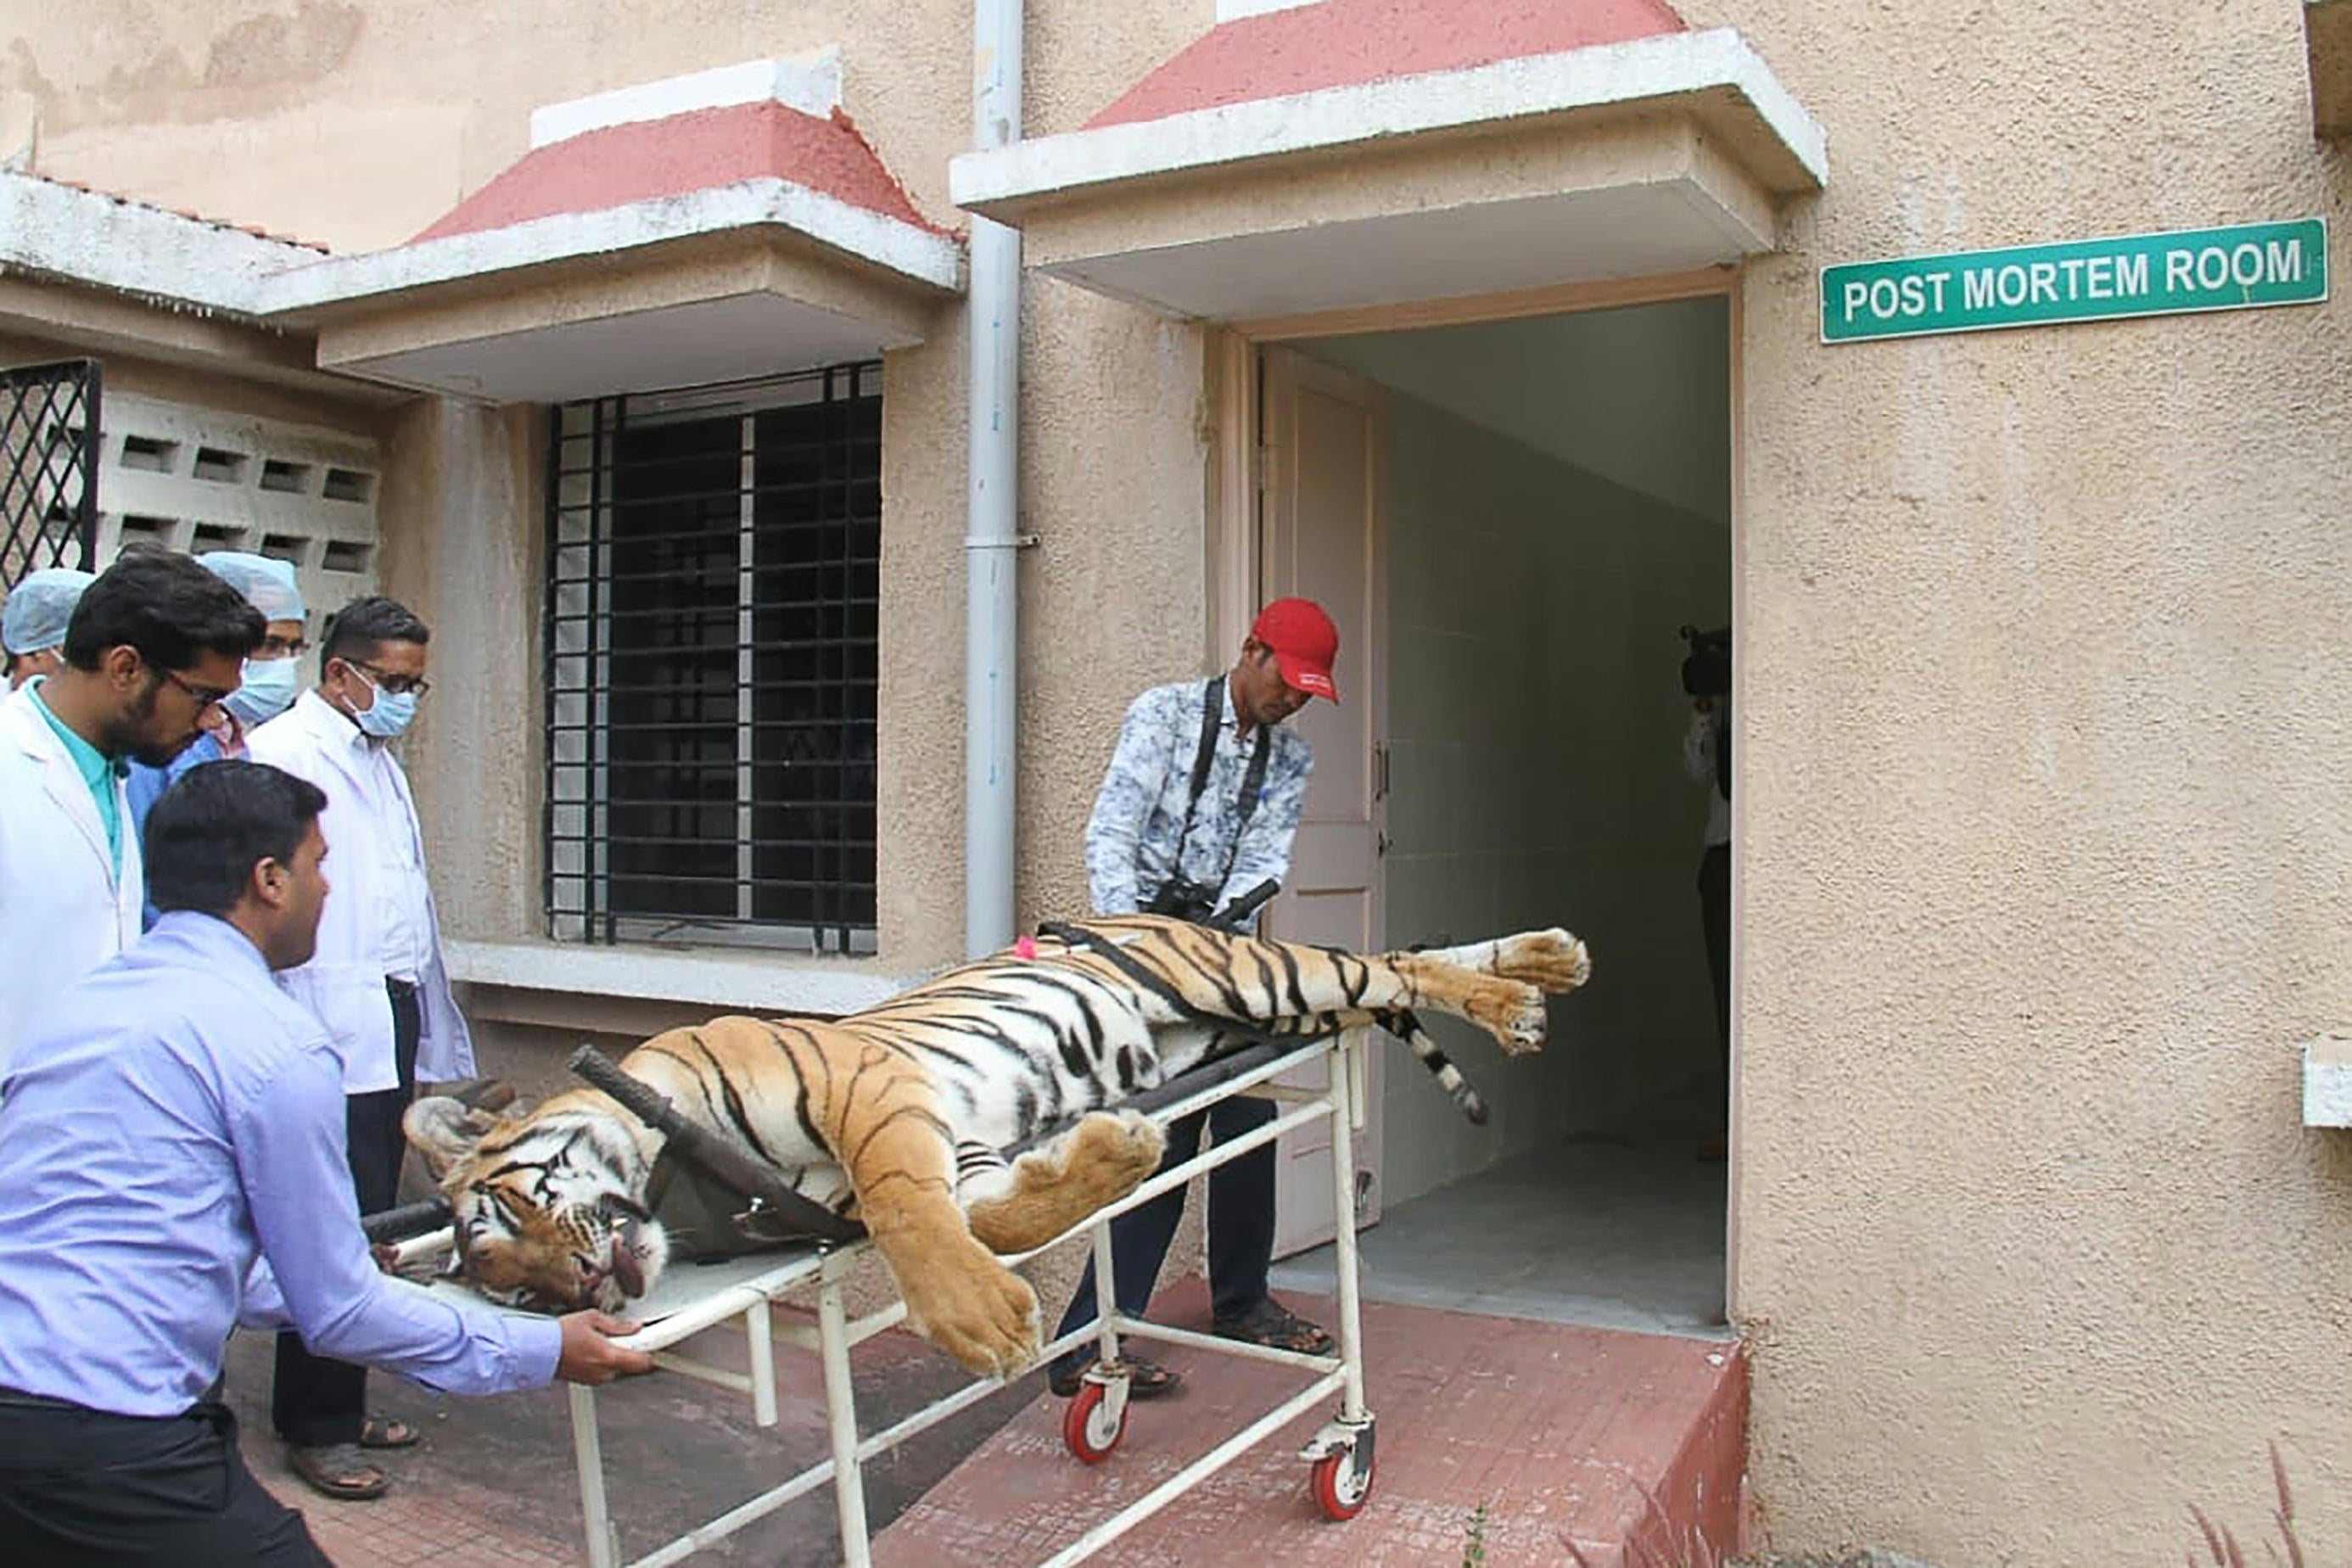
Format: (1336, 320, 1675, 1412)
(1241, 288, 1737, 1336)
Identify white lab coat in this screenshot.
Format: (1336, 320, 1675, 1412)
(245, 691, 473, 1094)
(0, 684, 143, 1069)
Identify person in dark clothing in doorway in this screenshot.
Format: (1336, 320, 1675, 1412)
(1683, 685, 1732, 1162)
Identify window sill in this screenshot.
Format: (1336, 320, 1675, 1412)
(444, 938, 915, 1022)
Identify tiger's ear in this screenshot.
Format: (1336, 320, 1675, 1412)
(405, 1095, 507, 1180)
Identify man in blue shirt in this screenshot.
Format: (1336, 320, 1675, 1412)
(0, 759, 651, 1565)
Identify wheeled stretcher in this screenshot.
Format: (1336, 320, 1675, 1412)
(382, 1028, 1380, 1567)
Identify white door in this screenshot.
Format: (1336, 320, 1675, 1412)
(1256, 346, 1387, 1259)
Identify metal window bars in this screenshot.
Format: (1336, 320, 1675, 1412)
(545, 365, 881, 954)
(0, 360, 100, 585)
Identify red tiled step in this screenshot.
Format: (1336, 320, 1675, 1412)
(874, 1280, 1746, 1567)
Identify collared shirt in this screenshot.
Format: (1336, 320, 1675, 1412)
(28, 678, 122, 871)
(127, 728, 236, 930)
(244, 691, 472, 1092)
(0, 912, 559, 1417)
(1084, 677, 1313, 916)
(249, 691, 432, 983)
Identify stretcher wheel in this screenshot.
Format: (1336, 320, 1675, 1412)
(1310, 1446, 1374, 1520)
(1062, 1381, 1126, 1464)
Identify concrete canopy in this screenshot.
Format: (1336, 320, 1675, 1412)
(949, 17, 1826, 323)
(256, 99, 964, 403)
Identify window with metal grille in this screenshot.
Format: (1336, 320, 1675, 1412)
(545, 365, 880, 954)
(0, 359, 100, 582)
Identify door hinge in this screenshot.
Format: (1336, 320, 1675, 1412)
(1372, 741, 1390, 801)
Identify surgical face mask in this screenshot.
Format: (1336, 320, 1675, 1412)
(348, 664, 419, 739)
(223, 655, 300, 727)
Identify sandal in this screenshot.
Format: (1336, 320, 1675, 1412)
(1048, 1355, 1182, 1400)
(359, 1414, 421, 1450)
(1212, 1297, 1335, 1356)
(286, 1442, 389, 1501)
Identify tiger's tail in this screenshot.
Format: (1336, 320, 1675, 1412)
(1376, 1007, 1489, 1125)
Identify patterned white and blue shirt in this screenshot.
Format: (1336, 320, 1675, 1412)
(1084, 678, 1313, 916)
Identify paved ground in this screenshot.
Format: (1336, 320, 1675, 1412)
(227, 1134, 1740, 1565)
(876, 1280, 1747, 1567)
(227, 1283, 1742, 1567)
(223, 1313, 1045, 1565)
(1271, 1132, 1732, 1339)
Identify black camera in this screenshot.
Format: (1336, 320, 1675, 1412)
(1143, 876, 1280, 932)
(1144, 877, 1223, 924)
(1679, 624, 1731, 698)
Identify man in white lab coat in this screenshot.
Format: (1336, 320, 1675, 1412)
(245, 593, 473, 1500)
(0, 552, 265, 1067)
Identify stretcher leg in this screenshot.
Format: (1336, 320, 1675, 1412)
(1328, 1033, 1369, 1422)
(817, 1256, 874, 1568)
(570, 1380, 620, 1568)
(1295, 1032, 1379, 1520)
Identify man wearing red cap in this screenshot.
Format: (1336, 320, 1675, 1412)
(1050, 597, 1341, 1400)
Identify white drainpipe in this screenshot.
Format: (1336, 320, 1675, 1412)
(963, 0, 1025, 957)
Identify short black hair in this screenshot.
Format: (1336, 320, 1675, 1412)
(63, 550, 266, 672)
(321, 595, 429, 666)
(146, 759, 328, 917)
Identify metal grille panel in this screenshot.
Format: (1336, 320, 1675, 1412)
(546, 365, 880, 953)
(0, 359, 99, 582)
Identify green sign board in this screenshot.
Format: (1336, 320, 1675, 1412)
(1820, 218, 2328, 343)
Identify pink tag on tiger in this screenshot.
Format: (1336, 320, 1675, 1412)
(1014, 935, 1039, 960)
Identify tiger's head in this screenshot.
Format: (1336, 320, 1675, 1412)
(404, 1095, 671, 1315)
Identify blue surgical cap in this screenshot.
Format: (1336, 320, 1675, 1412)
(2, 567, 97, 657)
(198, 552, 306, 624)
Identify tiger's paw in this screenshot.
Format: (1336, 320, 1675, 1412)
(1467, 979, 1550, 1056)
(902, 1248, 1041, 1379)
(1069, 1108, 1165, 1199)
(1495, 929, 1592, 994)
(967, 1112, 1165, 1254)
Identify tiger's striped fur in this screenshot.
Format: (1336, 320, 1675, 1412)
(405, 916, 1589, 1377)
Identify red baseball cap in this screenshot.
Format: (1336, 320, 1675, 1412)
(1251, 597, 1341, 703)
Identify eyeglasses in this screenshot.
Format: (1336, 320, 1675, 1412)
(345, 659, 431, 699)
(160, 669, 237, 712)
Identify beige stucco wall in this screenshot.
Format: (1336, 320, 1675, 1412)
(20, 3, 2352, 1564)
(6, 1, 1220, 977)
(1668, 0, 2352, 1562)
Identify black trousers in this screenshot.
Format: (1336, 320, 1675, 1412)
(272, 979, 420, 1448)
(0, 1394, 332, 1566)
(1700, 843, 1732, 1091)
(1051, 1095, 1278, 1370)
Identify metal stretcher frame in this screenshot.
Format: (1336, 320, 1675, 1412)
(395, 1031, 1378, 1567)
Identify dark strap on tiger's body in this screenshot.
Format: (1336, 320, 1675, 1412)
(1173, 676, 1273, 890)
(568, 1045, 866, 1244)
(1036, 920, 1344, 1069)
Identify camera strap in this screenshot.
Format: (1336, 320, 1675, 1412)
(1172, 676, 1272, 892)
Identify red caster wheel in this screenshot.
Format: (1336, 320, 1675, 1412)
(1061, 1380, 1127, 1464)
(1310, 1446, 1375, 1520)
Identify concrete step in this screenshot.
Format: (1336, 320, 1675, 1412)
(872, 1278, 1747, 1568)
